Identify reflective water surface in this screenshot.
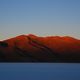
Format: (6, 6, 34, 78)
(0, 63, 80, 80)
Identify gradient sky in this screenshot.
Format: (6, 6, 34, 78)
(0, 0, 80, 40)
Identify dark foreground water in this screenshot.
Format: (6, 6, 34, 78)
(0, 63, 80, 80)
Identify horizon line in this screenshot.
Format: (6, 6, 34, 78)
(0, 33, 80, 41)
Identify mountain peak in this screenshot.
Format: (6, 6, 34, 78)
(0, 34, 80, 62)
(28, 34, 38, 38)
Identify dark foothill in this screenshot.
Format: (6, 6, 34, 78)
(0, 42, 8, 47)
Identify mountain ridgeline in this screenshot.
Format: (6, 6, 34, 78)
(0, 34, 80, 62)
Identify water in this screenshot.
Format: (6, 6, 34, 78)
(0, 63, 80, 80)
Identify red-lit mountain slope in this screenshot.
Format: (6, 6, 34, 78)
(0, 34, 80, 62)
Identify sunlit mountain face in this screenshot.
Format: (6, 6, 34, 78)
(0, 34, 80, 62)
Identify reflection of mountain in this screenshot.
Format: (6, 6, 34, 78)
(0, 34, 80, 62)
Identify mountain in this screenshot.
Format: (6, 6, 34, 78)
(0, 34, 80, 62)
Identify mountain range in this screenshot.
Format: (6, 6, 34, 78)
(0, 34, 80, 62)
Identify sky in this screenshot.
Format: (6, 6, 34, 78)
(0, 0, 80, 40)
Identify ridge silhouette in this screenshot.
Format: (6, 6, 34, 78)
(0, 34, 80, 62)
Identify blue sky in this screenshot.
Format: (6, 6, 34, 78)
(0, 0, 80, 40)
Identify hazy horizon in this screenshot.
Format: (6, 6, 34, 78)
(0, 33, 80, 41)
(0, 0, 80, 40)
